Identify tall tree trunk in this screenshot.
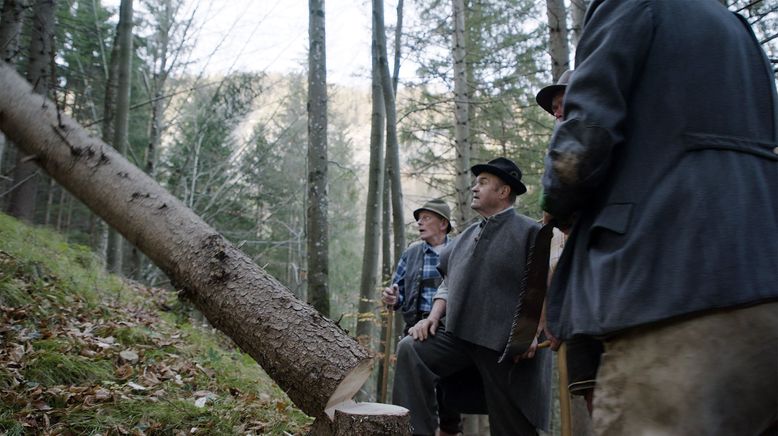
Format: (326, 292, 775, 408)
(377, 0, 404, 403)
(307, 0, 330, 317)
(569, 0, 588, 47)
(452, 0, 473, 230)
(0, 62, 375, 421)
(373, 0, 405, 259)
(131, 0, 173, 281)
(95, 31, 120, 265)
(546, 0, 570, 81)
(0, 133, 5, 177)
(356, 29, 387, 401)
(106, 0, 134, 274)
(377, 142, 393, 402)
(0, 0, 24, 63)
(44, 176, 55, 226)
(7, 0, 57, 223)
(391, 0, 404, 94)
(0, 0, 25, 203)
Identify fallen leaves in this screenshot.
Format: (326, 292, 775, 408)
(0, 248, 312, 435)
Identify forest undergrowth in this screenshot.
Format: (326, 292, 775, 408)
(0, 213, 311, 435)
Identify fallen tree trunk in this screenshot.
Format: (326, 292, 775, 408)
(0, 63, 374, 419)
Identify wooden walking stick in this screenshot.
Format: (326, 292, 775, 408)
(378, 303, 394, 403)
(558, 343, 573, 436)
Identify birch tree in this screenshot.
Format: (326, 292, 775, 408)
(307, 0, 330, 317)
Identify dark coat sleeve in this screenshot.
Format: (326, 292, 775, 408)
(541, 0, 654, 219)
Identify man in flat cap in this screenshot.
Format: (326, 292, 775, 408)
(382, 198, 460, 435)
(392, 157, 551, 436)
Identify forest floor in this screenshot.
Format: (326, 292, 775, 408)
(0, 213, 312, 435)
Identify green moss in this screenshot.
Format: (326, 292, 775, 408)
(23, 353, 114, 386)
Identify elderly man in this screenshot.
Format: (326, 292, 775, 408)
(383, 198, 452, 334)
(392, 157, 551, 436)
(382, 198, 461, 435)
(542, 1, 778, 434)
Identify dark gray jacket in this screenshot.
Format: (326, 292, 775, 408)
(438, 208, 550, 430)
(438, 209, 539, 352)
(542, 0, 778, 339)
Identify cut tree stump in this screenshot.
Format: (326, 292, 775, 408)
(310, 402, 411, 435)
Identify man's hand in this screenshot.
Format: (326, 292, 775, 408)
(408, 317, 439, 341)
(381, 284, 399, 308)
(543, 324, 562, 351)
(514, 335, 540, 362)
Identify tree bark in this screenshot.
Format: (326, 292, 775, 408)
(356, 30, 387, 400)
(0, 0, 24, 64)
(7, 0, 57, 223)
(106, 0, 134, 274)
(373, 0, 405, 259)
(307, 0, 330, 317)
(0, 62, 374, 418)
(546, 0, 570, 81)
(452, 0, 474, 230)
(0, 0, 25, 186)
(569, 0, 588, 47)
(377, 146, 393, 402)
(391, 0, 404, 94)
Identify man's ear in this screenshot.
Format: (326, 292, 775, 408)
(500, 183, 511, 199)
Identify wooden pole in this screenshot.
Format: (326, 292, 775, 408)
(379, 306, 393, 402)
(558, 343, 572, 436)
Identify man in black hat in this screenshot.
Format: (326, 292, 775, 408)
(536, 69, 572, 122)
(382, 198, 461, 436)
(392, 157, 551, 436)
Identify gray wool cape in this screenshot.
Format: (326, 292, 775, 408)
(437, 209, 551, 430)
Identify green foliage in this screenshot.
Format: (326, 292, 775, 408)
(400, 0, 556, 217)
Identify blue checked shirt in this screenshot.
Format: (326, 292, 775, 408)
(392, 236, 449, 315)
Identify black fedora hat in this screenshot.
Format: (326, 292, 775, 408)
(471, 157, 527, 196)
(535, 69, 573, 115)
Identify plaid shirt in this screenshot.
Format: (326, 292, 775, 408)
(392, 236, 449, 315)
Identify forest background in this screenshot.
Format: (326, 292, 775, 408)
(0, 0, 776, 421)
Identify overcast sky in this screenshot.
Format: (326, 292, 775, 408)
(171, 0, 384, 86)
